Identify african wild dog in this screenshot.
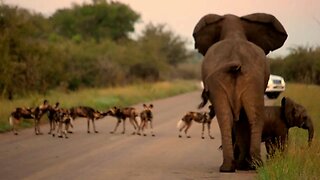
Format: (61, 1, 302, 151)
(47, 102, 60, 135)
(51, 108, 74, 138)
(107, 106, 139, 135)
(9, 100, 50, 135)
(177, 105, 215, 139)
(137, 104, 155, 136)
(69, 106, 105, 133)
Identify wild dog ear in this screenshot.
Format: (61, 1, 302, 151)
(149, 104, 153, 109)
(143, 104, 147, 108)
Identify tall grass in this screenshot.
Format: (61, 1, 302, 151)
(257, 83, 320, 180)
(0, 80, 199, 133)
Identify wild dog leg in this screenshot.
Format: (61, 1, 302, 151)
(92, 119, 98, 133)
(121, 119, 126, 134)
(35, 119, 42, 135)
(178, 123, 187, 138)
(184, 122, 192, 138)
(58, 121, 64, 138)
(87, 118, 91, 133)
(9, 117, 19, 135)
(150, 121, 155, 137)
(67, 118, 74, 133)
(137, 120, 144, 135)
(110, 119, 121, 134)
(129, 118, 137, 135)
(62, 123, 69, 138)
(207, 122, 214, 139)
(201, 122, 206, 139)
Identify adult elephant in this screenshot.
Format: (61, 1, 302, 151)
(194, 13, 287, 172)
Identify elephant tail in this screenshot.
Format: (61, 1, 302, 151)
(226, 61, 241, 73)
(198, 89, 210, 109)
(177, 119, 185, 129)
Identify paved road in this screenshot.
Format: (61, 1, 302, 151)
(0, 91, 275, 180)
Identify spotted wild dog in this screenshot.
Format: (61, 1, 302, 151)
(107, 106, 139, 135)
(47, 102, 60, 135)
(69, 106, 105, 133)
(177, 105, 215, 139)
(51, 108, 74, 138)
(9, 100, 50, 135)
(137, 104, 155, 136)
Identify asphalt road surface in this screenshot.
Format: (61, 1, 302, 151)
(0, 91, 275, 180)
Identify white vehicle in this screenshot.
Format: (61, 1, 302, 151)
(265, 74, 286, 99)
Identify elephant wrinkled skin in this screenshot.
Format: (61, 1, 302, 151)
(193, 13, 287, 172)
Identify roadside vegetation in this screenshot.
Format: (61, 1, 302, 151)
(257, 83, 320, 180)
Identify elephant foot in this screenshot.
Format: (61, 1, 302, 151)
(236, 160, 252, 171)
(220, 162, 236, 173)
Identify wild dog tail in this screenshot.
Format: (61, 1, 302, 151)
(70, 117, 74, 128)
(198, 88, 209, 109)
(9, 116, 14, 127)
(177, 119, 185, 129)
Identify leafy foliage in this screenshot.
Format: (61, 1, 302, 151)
(270, 46, 320, 85)
(50, 0, 140, 41)
(0, 2, 199, 99)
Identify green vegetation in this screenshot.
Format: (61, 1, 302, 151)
(0, 80, 198, 133)
(257, 83, 320, 180)
(270, 46, 320, 85)
(0, 1, 199, 99)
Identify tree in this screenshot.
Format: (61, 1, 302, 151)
(138, 23, 191, 67)
(50, 0, 140, 42)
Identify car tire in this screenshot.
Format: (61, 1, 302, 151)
(266, 92, 280, 99)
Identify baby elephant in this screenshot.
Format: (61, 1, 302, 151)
(262, 97, 314, 156)
(234, 96, 314, 169)
(177, 105, 215, 139)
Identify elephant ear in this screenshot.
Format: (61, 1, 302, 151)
(193, 14, 224, 56)
(241, 13, 288, 55)
(281, 97, 298, 127)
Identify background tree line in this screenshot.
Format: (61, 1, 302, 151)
(0, 0, 200, 99)
(0, 0, 319, 100)
(270, 46, 320, 85)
